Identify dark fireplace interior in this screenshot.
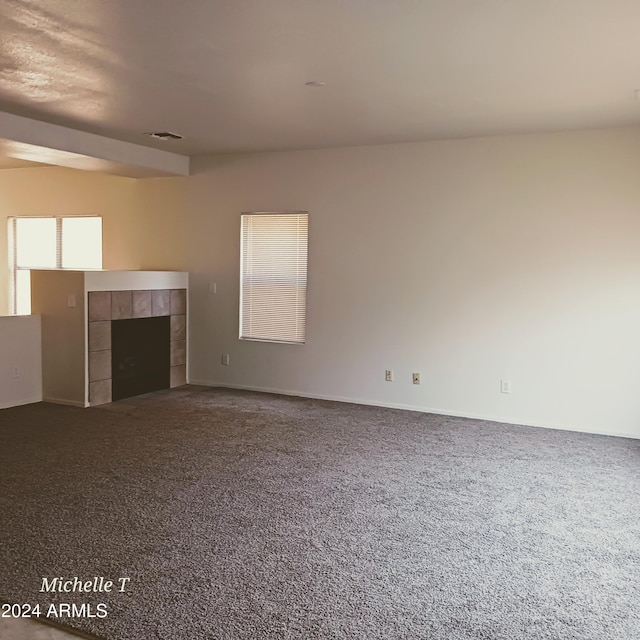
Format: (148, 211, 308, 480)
(111, 317, 170, 401)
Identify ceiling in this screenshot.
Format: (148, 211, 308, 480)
(1, 0, 640, 168)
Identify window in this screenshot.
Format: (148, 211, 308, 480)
(240, 212, 308, 344)
(9, 216, 102, 314)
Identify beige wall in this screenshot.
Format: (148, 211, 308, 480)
(0, 166, 142, 315)
(139, 127, 640, 438)
(135, 177, 188, 270)
(31, 270, 86, 406)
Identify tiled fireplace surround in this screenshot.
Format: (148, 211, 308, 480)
(88, 289, 187, 406)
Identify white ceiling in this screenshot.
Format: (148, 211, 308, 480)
(1, 0, 640, 166)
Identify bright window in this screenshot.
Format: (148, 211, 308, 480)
(61, 217, 103, 269)
(14, 218, 57, 268)
(240, 212, 308, 344)
(9, 216, 102, 314)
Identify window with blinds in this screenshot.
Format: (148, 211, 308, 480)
(240, 212, 308, 344)
(8, 216, 102, 314)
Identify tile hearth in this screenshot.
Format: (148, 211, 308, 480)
(0, 617, 90, 639)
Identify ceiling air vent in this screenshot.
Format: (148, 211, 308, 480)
(146, 132, 183, 141)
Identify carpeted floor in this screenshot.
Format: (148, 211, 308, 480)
(0, 386, 639, 640)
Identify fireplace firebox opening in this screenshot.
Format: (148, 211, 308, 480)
(111, 316, 170, 401)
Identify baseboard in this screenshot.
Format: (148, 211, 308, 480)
(188, 378, 640, 441)
(0, 395, 42, 410)
(42, 396, 86, 408)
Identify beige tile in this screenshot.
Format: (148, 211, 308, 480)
(132, 290, 152, 318)
(90, 379, 112, 406)
(0, 617, 87, 639)
(111, 291, 133, 320)
(89, 350, 111, 382)
(152, 289, 171, 316)
(88, 321, 111, 352)
(171, 288, 187, 315)
(170, 314, 186, 341)
(170, 365, 187, 388)
(170, 340, 186, 366)
(88, 291, 111, 321)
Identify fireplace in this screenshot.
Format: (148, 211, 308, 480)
(88, 287, 187, 406)
(111, 317, 170, 401)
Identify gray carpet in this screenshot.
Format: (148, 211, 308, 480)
(0, 386, 639, 640)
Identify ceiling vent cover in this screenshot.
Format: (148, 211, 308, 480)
(146, 132, 183, 141)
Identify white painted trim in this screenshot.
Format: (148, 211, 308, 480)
(188, 379, 640, 441)
(42, 397, 86, 408)
(84, 270, 189, 292)
(0, 396, 42, 410)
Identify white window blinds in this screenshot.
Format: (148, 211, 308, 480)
(240, 213, 308, 344)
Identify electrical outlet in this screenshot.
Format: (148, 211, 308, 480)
(501, 379, 512, 394)
(385, 369, 393, 382)
(222, 353, 230, 366)
(412, 372, 421, 385)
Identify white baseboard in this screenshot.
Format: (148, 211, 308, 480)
(0, 395, 42, 410)
(42, 396, 86, 408)
(187, 378, 639, 441)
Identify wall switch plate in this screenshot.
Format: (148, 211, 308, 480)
(412, 372, 421, 384)
(385, 369, 393, 382)
(222, 353, 230, 366)
(501, 379, 512, 394)
(11, 367, 20, 378)
(67, 293, 77, 308)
